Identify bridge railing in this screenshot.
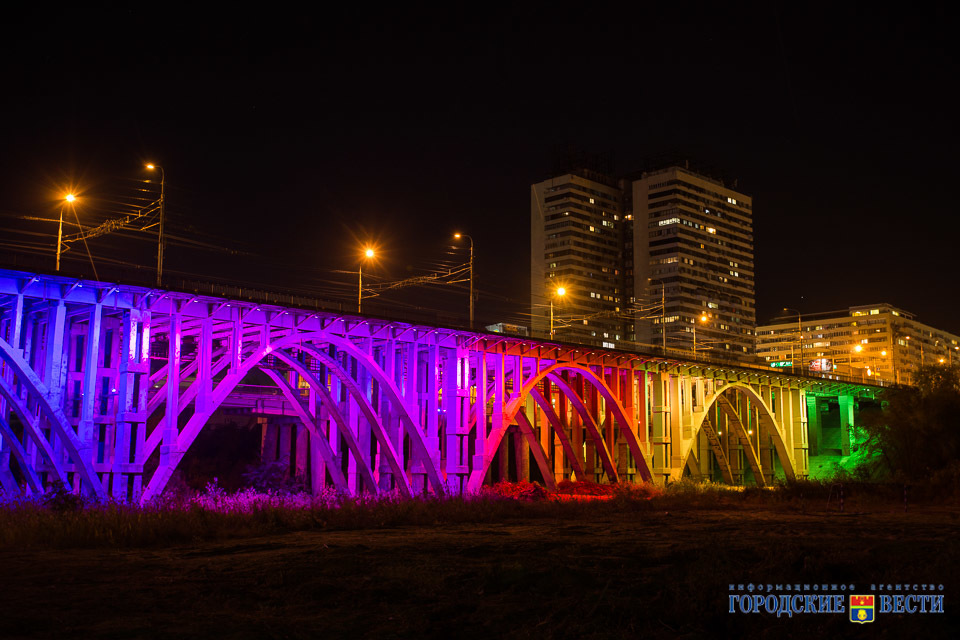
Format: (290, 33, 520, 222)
(0, 260, 889, 388)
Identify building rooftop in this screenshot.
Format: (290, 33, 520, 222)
(763, 303, 916, 325)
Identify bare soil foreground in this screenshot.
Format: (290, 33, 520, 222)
(1, 504, 957, 639)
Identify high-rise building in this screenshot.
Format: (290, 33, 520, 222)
(756, 303, 960, 385)
(629, 167, 756, 358)
(530, 163, 755, 360)
(530, 170, 626, 347)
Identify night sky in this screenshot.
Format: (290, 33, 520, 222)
(2, 5, 957, 333)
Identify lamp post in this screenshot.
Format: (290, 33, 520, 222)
(145, 164, 165, 286)
(358, 247, 375, 313)
(453, 232, 474, 328)
(693, 313, 708, 359)
(550, 286, 566, 338)
(853, 344, 866, 382)
(56, 193, 76, 271)
(783, 308, 803, 375)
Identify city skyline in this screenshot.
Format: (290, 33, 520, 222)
(1, 6, 957, 334)
(530, 163, 756, 359)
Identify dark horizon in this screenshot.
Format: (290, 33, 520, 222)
(2, 5, 957, 333)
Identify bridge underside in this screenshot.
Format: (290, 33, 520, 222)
(0, 270, 881, 501)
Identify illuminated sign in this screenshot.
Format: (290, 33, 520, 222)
(770, 361, 793, 368)
(809, 358, 834, 372)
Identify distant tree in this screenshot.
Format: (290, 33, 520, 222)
(859, 365, 960, 480)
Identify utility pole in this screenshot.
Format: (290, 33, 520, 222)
(454, 233, 474, 328)
(146, 164, 165, 286)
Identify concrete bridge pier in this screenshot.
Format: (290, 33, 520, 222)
(839, 394, 855, 456)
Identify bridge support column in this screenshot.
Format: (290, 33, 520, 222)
(0, 447, 15, 493)
(0, 296, 13, 487)
(514, 425, 529, 482)
(580, 376, 596, 481)
(497, 429, 511, 481)
(728, 432, 744, 483)
(806, 395, 821, 456)
(758, 388, 778, 485)
(310, 395, 327, 494)
(40, 302, 67, 484)
(668, 373, 683, 481)
(378, 341, 398, 493)
(442, 348, 466, 493)
(278, 421, 292, 469)
(839, 394, 854, 456)
(696, 424, 711, 477)
(346, 394, 360, 492)
(76, 303, 102, 493)
(402, 342, 421, 492)
(295, 423, 309, 482)
(158, 309, 183, 492)
(0, 300, 19, 491)
(472, 350, 489, 484)
(650, 372, 669, 483)
(791, 389, 808, 478)
(545, 382, 563, 483)
(422, 342, 440, 494)
(113, 309, 150, 500)
(356, 355, 373, 493)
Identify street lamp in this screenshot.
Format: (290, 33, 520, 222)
(358, 247, 375, 313)
(693, 313, 708, 359)
(550, 286, 566, 338)
(56, 193, 76, 271)
(453, 232, 474, 328)
(145, 163, 165, 286)
(783, 308, 803, 375)
(853, 344, 866, 382)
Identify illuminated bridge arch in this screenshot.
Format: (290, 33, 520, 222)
(682, 381, 796, 487)
(0, 337, 105, 498)
(468, 362, 653, 492)
(139, 330, 444, 503)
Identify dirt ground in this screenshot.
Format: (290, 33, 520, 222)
(1, 506, 957, 639)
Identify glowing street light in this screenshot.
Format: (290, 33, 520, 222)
(453, 232, 474, 328)
(693, 313, 708, 358)
(56, 193, 77, 271)
(852, 344, 868, 381)
(358, 246, 375, 313)
(550, 286, 566, 338)
(145, 163, 165, 286)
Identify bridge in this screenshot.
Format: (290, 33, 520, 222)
(0, 268, 881, 503)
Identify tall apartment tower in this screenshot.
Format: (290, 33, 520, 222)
(531, 163, 756, 359)
(530, 170, 626, 346)
(630, 167, 756, 358)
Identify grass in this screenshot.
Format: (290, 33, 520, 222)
(1, 480, 957, 637)
(1, 478, 954, 550)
